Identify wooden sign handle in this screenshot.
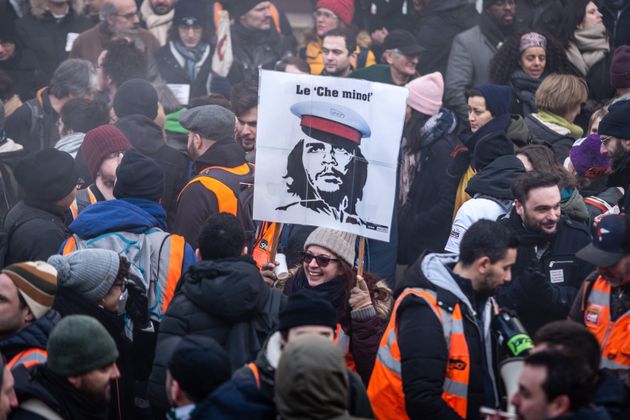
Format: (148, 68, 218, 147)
(268, 223, 284, 263)
(357, 236, 365, 277)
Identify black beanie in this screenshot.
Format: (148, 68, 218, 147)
(478, 84, 512, 117)
(168, 335, 231, 402)
(113, 149, 165, 201)
(113, 79, 158, 120)
(224, 0, 263, 19)
(16, 149, 79, 202)
(278, 290, 338, 332)
(599, 100, 630, 140)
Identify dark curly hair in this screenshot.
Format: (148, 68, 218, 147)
(489, 32, 571, 85)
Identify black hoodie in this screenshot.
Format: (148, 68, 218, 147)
(466, 155, 525, 201)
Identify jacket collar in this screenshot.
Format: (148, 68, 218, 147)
(194, 141, 246, 173)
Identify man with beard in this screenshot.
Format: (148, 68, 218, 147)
(139, 0, 176, 46)
(445, 0, 517, 125)
(321, 27, 356, 78)
(368, 220, 517, 419)
(12, 315, 120, 420)
(570, 214, 630, 389)
(497, 171, 593, 334)
(599, 100, 630, 213)
(70, 125, 131, 219)
(70, 0, 160, 66)
(277, 101, 373, 226)
(231, 80, 259, 163)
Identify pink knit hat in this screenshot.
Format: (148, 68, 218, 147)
(405, 72, 444, 117)
(316, 0, 354, 26)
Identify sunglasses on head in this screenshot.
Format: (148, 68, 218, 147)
(299, 251, 339, 267)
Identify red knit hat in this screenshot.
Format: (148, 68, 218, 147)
(316, 0, 354, 26)
(81, 125, 132, 179)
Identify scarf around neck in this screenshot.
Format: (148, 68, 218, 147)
(140, 0, 173, 45)
(566, 25, 609, 76)
(537, 110, 584, 139)
(172, 40, 209, 81)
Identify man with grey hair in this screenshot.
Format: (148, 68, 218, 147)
(5, 58, 97, 153)
(173, 105, 251, 249)
(15, 0, 93, 83)
(70, 0, 160, 65)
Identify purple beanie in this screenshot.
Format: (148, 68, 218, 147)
(570, 134, 611, 178)
(610, 46, 630, 89)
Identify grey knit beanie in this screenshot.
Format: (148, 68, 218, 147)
(304, 228, 356, 266)
(48, 249, 121, 303)
(47, 315, 119, 376)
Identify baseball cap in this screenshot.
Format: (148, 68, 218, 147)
(383, 30, 425, 57)
(576, 215, 630, 267)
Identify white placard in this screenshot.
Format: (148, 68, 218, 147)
(253, 70, 407, 242)
(166, 83, 190, 105)
(65, 32, 79, 52)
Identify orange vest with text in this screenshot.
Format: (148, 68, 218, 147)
(367, 288, 470, 420)
(583, 276, 630, 371)
(252, 221, 280, 269)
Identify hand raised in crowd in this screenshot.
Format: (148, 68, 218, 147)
(261, 261, 278, 287)
(349, 275, 373, 311)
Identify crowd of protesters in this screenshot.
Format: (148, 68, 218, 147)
(0, 0, 629, 419)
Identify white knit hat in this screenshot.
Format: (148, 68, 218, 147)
(304, 228, 356, 266)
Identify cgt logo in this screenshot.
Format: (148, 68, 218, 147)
(585, 306, 601, 325)
(448, 358, 467, 371)
(258, 239, 269, 251)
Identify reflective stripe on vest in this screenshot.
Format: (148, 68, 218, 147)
(252, 222, 280, 269)
(69, 187, 97, 219)
(7, 348, 47, 370)
(213, 2, 281, 33)
(334, 324, 357, 373)
(584, 276, 630, 370)
(61, 231, 186, 326)
(176, 164, 252, 216)
(367, 288, 470, 420)
(248, 362, 261, 389)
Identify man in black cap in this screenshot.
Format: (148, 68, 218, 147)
(570, 214, 630, 388)
(224, 0, 294, 83)
(349, 29, 423, 86)
(195, 289, 373, 419)
(445, 0, 517, 125)
(164, 335, 231, 419)
(173, 104, 253, 249)
(113, 78, 190, 227)
(3, 148, 78, 265)
(599, 100, 630, 213)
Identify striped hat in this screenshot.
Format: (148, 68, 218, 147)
(2, 262, 58, 319)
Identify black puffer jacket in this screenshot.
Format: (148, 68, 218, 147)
(5, 88, 60, 153)
(3, 199, 70, 265)
(229, 22, 292, 83)
(0, 310, 60, 362)
(525, 114, 575, 164)
(606, 151, 630, 213)
(498, 209, 593, 334)
(394, 253, 499, 420)
(151, 257, 285, 410)
(115, 115, 190, 229)
(15, 8, 93, 82)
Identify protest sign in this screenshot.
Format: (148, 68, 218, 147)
(253, 70, 407, 242)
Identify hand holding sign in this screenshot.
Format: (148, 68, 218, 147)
(349, 275, 372, 311)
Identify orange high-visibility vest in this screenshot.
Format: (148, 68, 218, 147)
(69, 187, 97, 220)
(177, 163, 253, 216)
(252, 222, 280, 269)
(367, 288, 470, 420)
(214, 2, 281, 33)
(7, 348, 47, 370)
(583, 276, 630, 371)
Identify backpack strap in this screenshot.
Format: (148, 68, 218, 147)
(25, 99, 44, 151)
(20, 399, 63, 420)
(356, 46, 369, 69)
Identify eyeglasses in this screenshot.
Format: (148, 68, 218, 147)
(300, 251, 339, 267)
(600, 135, 613, 146)
(313, 10, 337, 20)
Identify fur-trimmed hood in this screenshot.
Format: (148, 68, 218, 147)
(30, 0, 82, 18)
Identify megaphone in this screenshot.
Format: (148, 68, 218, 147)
(493, 310, 533, 357)
(500, 357, 524, 416)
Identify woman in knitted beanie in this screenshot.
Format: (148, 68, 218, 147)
(263, 227, 392, 384)
(490, 31, 570, 117)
